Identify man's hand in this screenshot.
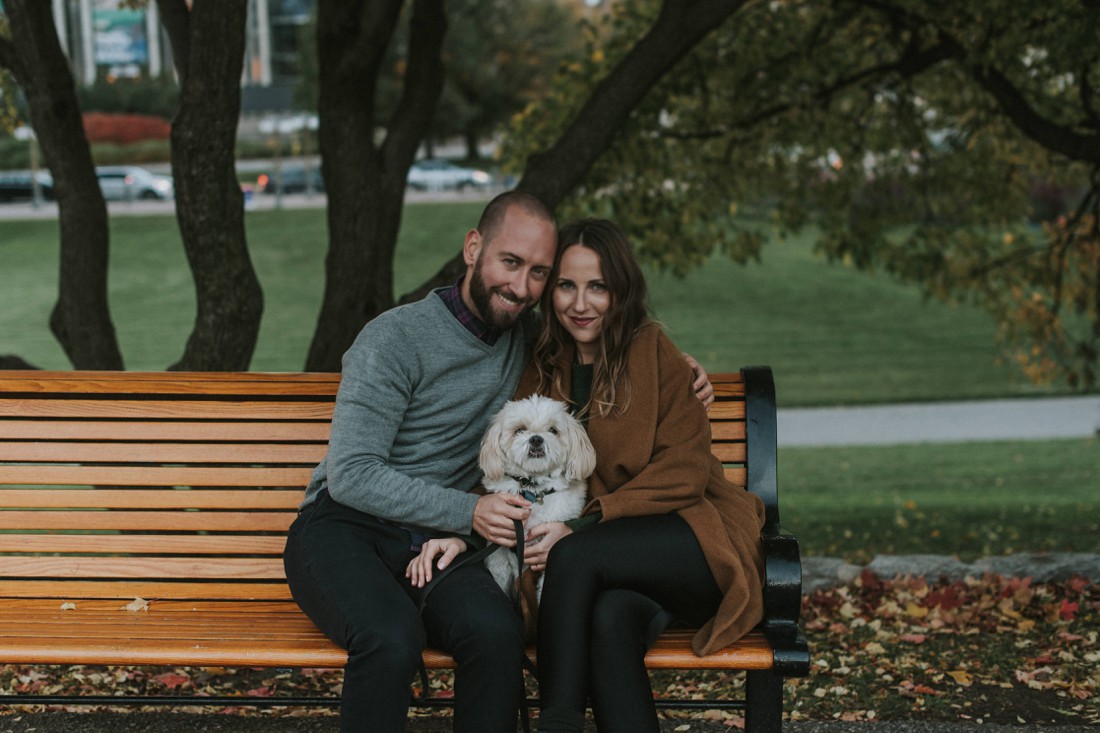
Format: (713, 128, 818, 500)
(472, 492, 530, 547)
(406, 537, 468, 588)
(683, 353, 715, 411)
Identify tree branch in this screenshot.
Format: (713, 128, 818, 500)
(969, 61, 1100, 163)
(154, 0, 191, 84)
(519, 0, 747, 208)
(382, 0, 447, 174)
(0, 36, 24, 79)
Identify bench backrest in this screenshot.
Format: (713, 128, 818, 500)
(0, 370, 753, 604)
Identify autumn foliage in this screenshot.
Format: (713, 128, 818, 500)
(82, 112, 171, 145)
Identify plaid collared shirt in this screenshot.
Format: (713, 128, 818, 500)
(438, 277, 498, 345)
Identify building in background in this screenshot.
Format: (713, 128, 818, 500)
(45, 0, 314, 113)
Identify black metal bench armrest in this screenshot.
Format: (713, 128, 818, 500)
(760, 529, 810, 677)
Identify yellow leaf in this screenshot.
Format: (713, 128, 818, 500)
(905, 602, 929, 619)
(948, 670, 973, 687)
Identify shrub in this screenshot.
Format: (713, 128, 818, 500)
(83, 112, 171, 145)
(77, 75, 180, 118)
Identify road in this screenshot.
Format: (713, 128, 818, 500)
(777, 395, 1100, 446)
(0, 187, 494, 220)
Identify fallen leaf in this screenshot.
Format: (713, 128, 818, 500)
(153, 672, 190, 690)
(121, 597, 150, 612)
(59, 602, 76, 611)
(947, 670, 973, 687)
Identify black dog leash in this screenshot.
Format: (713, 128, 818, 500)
(416, 520, 535, 732)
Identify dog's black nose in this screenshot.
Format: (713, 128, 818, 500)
(528, 435, 544, 449)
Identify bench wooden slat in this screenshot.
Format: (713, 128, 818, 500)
(0, 510, 294, 532)
(0, 534, 286, 554)
(0, 399, 336, 421)
(0, 557, 286, 580)
(0, 420, 331, 441)
(723, 466, 746, 484)
(0, 488, 305, 510)
(0, 371, 341, 396)
(0, 465, 313, 487)
(0, 442, 326, 464)
(709, 421, 747, 440)
(711, 443, 746, 462)
(703, 401, 745, 420)
(0, 600, 771, 670)
(0, 580, 293, 601)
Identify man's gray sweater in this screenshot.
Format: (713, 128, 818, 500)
(300, 289, 531, 535)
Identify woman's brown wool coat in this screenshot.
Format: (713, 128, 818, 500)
(516, 323, 766, 655)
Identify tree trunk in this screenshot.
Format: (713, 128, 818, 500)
(305, 0, 446, 371)
(1, 0, 123, 369)
(157, 0, 263, 371)
(400, 0, 745, 304)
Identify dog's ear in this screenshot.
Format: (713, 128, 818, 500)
(479, 409, 508, 481)
(563, 414, 597, 481)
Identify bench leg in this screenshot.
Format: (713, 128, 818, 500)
(745, 670, 783, 733)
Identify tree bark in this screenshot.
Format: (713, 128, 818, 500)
(305, 0, 446, 371)
(400, 0, 746, 305)
(1, 0, 123, 369)
(157, 0, 263, 371)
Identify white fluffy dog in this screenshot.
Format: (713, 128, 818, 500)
(479, 394, 596, 600)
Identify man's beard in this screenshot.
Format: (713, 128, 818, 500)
(469, 262, 529, 336)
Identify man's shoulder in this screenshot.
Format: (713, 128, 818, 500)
(363, 292, 448, 334)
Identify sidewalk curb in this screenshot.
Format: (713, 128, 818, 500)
(802, 552, 1100, 593)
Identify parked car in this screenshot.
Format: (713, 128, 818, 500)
(96, 166, 174, 200)
(257, 163, 324, 194)
(407, 158, 491, 191)
(0, 170, 55, 202)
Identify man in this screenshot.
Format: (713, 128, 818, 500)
(284, 191, 557, 733)
(284, 191, 713, 732)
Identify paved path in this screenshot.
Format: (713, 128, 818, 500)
(777, 395, 1100, 447)
(0, 712, 1093, 733)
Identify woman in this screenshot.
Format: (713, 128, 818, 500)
(518, 219, 766, 732)
(408, 219, 765, 732)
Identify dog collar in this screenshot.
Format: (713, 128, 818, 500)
(508, 474, 558, 504)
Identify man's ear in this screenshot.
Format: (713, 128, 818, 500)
(463, 229, 482, 267)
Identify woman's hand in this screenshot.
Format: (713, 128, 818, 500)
(406, 537, 468, 588)
(523, 522, 572, 572)
(682, 353, 715, 411)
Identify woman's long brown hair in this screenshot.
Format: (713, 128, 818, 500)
(533, 219, 650, 417)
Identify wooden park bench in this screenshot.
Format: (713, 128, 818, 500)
(0, 367, 808, 732)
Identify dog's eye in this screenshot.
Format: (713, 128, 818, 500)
(548, 427, 559, 435)
(514, 427, 526, 435)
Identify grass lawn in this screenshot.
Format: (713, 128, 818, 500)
(782, 437, 1100, 562)
(0, 202, 1073, 405)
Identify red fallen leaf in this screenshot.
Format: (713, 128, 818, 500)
(247, 686, 275, 697)
(1066, 576, 1089, 594)
(1059, 599, 1079, 621)
(153, 672, 191, 690)
(900, 634, 927, 644)
(859, 569, 883, 590)
(922, 586, 965, 611)
(913, 684, 939, 695)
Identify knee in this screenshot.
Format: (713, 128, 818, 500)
(455, 605, 525, 660)
(545, 532, 595, 579)
(590, 590, 667, 655)
(345, 615, 426, 676)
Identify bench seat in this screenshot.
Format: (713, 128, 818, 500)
(0, 368, 807, 730)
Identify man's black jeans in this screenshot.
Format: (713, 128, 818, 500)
(284, 490, 527, 733)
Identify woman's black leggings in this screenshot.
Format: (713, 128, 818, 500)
(536, 513, 723, 732)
